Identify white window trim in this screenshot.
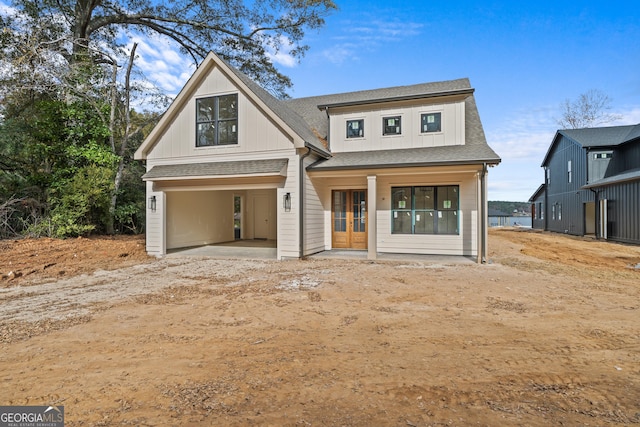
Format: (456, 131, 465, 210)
(419, 110, 443, 134)
(381, 114, 403, 137)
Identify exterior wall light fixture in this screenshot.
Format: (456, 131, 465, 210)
(283, 192, 291, 212)
(148, 195, 157, 212)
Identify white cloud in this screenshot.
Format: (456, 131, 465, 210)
(265, 35, 298, 68)
(321, 44, 359, 65)
(316, 15, 423, 67)
(486, 106, 558, 163)
(123, 34, 195, 95)
(611, 106, 640, 125)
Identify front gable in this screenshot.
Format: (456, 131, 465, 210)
(135, 53, 308, 162)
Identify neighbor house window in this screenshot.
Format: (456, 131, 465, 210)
(420, 112, 441, 133)
(593, 152, 612, 159)
(383, 116, 402, 135)
(568, 160, 572, 183)
(391, 186, 459, 235)
(346, 119, 364, 138)
(558, 203, 562, 220)
(196, 93, 238, 146)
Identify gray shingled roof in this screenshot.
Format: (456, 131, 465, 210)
(542, 124, 640, 166)
(559, 124, 640, 148)
(142, 158, 288, 180)
(220, 59, 330, 156)
(582, 167, 640, 189)
(307, 95, 500, 171)
(285, 78, 473, 139)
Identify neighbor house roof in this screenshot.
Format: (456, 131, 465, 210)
(528, 183, 546, 203)
(582, 167, 640, 189)
(541, 124, 640, 166)
(142, 158, 288, 181)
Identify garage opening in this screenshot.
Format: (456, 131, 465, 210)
(165, 188, 277, 256)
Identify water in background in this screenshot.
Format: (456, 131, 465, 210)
(489, 216, 532, 228)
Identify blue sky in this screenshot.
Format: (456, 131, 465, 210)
(3, 0, 639, 201)
(279, 0, 640, 202)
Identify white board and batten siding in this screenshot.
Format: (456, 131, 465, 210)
(146, 64, 295, 162)
(329, 99, 465, 154)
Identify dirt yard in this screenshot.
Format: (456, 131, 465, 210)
(1, 229, 639, 426)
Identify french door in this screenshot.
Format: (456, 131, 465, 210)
(332, 190, 367, 249)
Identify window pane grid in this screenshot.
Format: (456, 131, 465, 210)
(196, 94, 238, 147)
(421, 112, 441, 133)
(391, 186, 459, 235)
(383, 116, 401, 135)
(346, 119, 364, 138)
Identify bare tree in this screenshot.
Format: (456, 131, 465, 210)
(556, 89, 622, 129)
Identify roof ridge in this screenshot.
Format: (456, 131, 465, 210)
(288, 77, 472, 103)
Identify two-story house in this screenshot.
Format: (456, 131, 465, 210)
(134, 52, 501, 261)
(529, 124, 640, 244)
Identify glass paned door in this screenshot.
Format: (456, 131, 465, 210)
(332, 190, 367, 249)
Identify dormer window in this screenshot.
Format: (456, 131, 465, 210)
(593, 152, 612, 159)
(421, 112, 441, 133)
(383, 116, 402, 135)
(196, 93, 238, 147)
(346, 119, 364, 138)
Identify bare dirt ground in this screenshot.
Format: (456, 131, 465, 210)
(1, 229, 639, 426)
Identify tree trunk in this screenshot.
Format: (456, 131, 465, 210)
(106, 43, 137, 235)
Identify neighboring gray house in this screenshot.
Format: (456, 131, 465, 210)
(530, 124, 640, 244)
(135, 52, 501, 261)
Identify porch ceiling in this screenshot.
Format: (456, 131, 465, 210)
(142, 158, 288, 181)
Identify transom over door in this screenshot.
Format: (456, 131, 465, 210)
(332, 190, 367, 249)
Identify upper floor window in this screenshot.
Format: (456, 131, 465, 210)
(383, 116, 402, 135)
(346, 119, 364, 138)
(567, 160, 572, 183)
(593, 152, 612, 159)
(196, 93, 238, 147)
(420, 112, 441, 133)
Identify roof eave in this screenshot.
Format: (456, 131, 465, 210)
(308, 158, 501, 172)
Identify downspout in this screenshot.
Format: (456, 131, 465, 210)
(480, 162, 488, 263)
(543, 166, 549, 231)
(589, 187, 599, 239)
(299, 146, 313, 258)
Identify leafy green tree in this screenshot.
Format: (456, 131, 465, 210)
(0, 0, 336, 237)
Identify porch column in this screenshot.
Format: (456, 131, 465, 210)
(367, 175, 377, 260)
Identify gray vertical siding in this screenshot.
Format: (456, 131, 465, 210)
(544, 135, 594, 236)
(621, 140, 640, 171)
(596, 180, 640, 244)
